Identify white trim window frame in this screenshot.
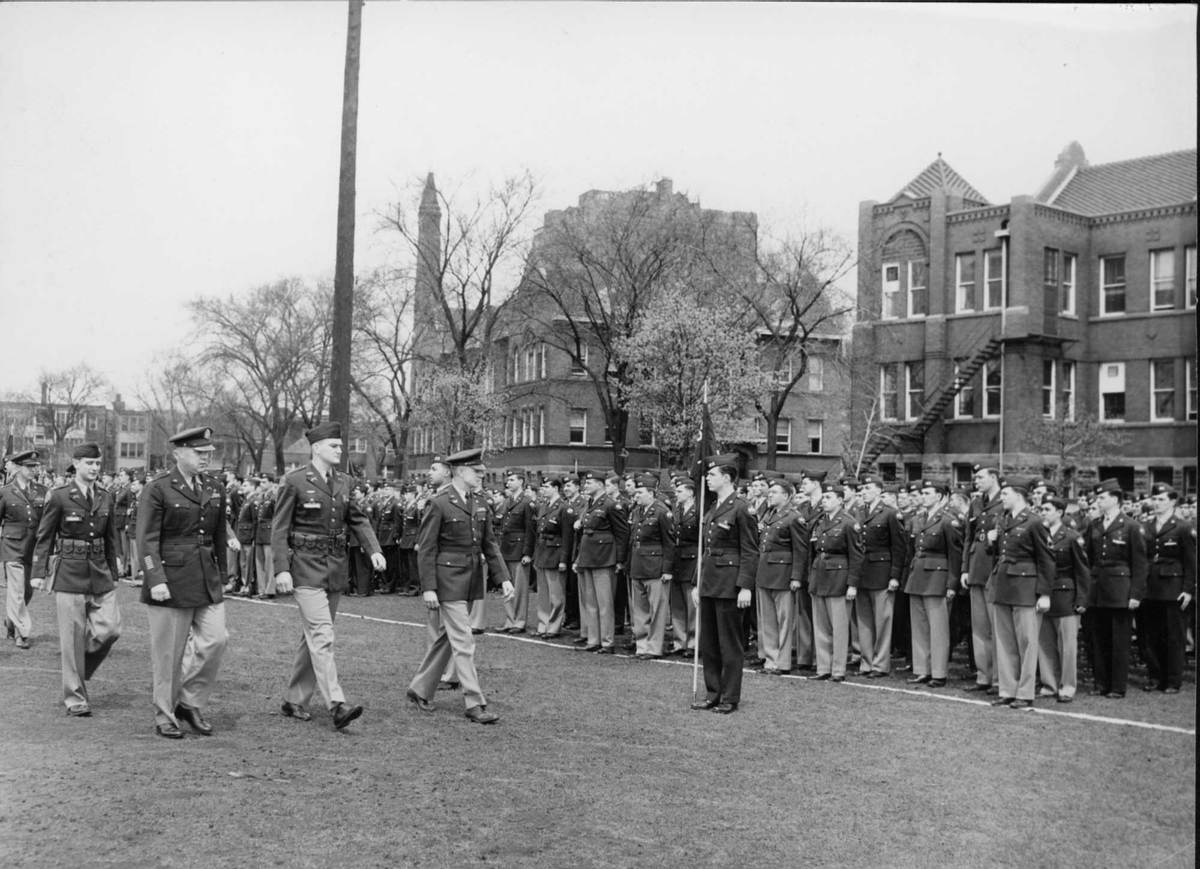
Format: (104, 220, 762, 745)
(568, 407, 587, 444)
(1062, 360, 1076, 421)
(983, 358, 1002, 418)
(1061, 252, 1077, 315)
(907, 261, 928, 317)
(1099, 361, 1126, 422)
(776, 418, 792, 454)
(955, 252, 976, 313)
(984, 248, 1004, 310)
(954, 360, 975, 420)
(1150, 249, 1176, 311)
(905, 361, 924, 422)
(1187, 358, 1197, 421)
(881, 262, 902, 320)
(1042, 359, 1056, 418)
(880, 364, 900, 422)
(1186, 246, 1197, 309)
(1150, 359, 1176, 422)
(807, 419, 822, 455)
(1099, 255, 1126, 316)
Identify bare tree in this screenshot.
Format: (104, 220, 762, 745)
(37, 365, 107, 467)
(840, 395, 910, 478)
(1025, 407, 1130, 496)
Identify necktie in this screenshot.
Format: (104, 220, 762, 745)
(85, 488, 94, 511)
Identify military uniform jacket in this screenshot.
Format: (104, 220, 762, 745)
(137, 469, 228, 608)
(985, 508, 1055, 607)
(903, 506, 963, 597)
(1084, 513, 1148, 608)
(573, 494, 630, 570)
(1142, 512, 1196, 601)
(496, 495, 537, 563)
(858, 500, 906, 590)
(628, 499, 677, 580)
(755, 506, 808, 590)
(417, 484, 510, 601)
(254, 494, 275, 546)
(1046, 524, 1091, 617)
(235, 495, 258, 546)
(127, 489, 140, 532)
(672, 501, 699, 583)
(398, 501, 419, 549)
(112, 484, 131, 533)
(375, 495, 401, 547)
(271, 464, 381, 593)
(807, 509, 865, 597)
(699, 494, 758, 599)
(533, 497, 575, 570)
(32, 482, 120, 594)
(963, 493, 1004, 587)
(0, 479, 48, 564)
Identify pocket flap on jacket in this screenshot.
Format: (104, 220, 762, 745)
(437, 552, 470, 568)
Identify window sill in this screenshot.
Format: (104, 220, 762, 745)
(1089, 309, 1193, 322)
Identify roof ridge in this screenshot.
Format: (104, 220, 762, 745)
(1080, 148, 1197, 171)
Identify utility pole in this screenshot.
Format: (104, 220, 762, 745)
(329, 0, 364, 467)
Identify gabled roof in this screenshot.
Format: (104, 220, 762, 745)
(891, 156, 988, 204)
(1045, 149, 1197, 215)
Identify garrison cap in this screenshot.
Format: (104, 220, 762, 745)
(633, 473, 659, 490)
(505, 468, 527, 481)
(1150, 482, 1178, 499)
(1093, 478, 1124, 498)
(1001, 476, 1032, 497)
(706, 454, 740, 481)
(674, 477, 695, 493)
(1042, 495, 1067, 512)
(769, 477, 795, 495)
(169, 425, 215, 451)
(840, 476, 860, 490)
(305, 421, 342, 444)
(860, 473, 884, 488)
(11, 449, 41, 466)
(800, 468, 827, 483)
(920, 479, 950, 496)
(445, 448, 486, 470)
(72, 442, 101, 459)
(819, 481, 843, 496)
(751, 472, 768, 483)
(579, 469, 605, 482)
(972, 464, 999, 476)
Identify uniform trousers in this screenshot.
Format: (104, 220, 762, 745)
(128, 532, 140, 579)
(3, 561, 32, 640)
(793, 586, 815, 667)
(285, 588, 346, 710)
(613, 569, 629, 632)
(891, 588, 911, 661)
(668, 578, 695, 651)
(1086, 607, 1132, 695)
(854, 587, 894, 674)
(1037, 614, 1079, 699)
(117, 527, 131, 575)
(629, 577, 668, 656)
(535, 567, 565, 635)
(502, 561, 531, 630)
(698, 595, 744, 704)
(399, 549, 419, 593)
(909, 595, 949, 679)
(811, 594, 850, 678)
(255, 545, 276, 596)
(1137, 601, 1185, 690)
(381, 545, 400, 592)
(968, 586, 996, 687)
(993, 603, 1040, 701)
(225, 543, 239, 583)
(410, 600, 486, 709)
(146, 602, 227, 727)
(578, 567, 615, 649)
(55, 590, 121, 708)
(755, 588, 794, 671)
(564, 567, 580, 626)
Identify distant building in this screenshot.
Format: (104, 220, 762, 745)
(851, 144, 1197, 494)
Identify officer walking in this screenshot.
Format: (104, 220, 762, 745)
(1, 450, 47, 649)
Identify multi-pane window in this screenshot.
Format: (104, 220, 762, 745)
(1187, 358, 1197, 421)
(984, 249, 1004, 309)
(775, 418, 792, 453)
(882, 263, 901, 319)
(1062, 361, 1076, 421)
(807, 357, 824, 392)
(905, 362, 924, 421)
(807, 419, 822, 454)
(118, 442, 146, 459)
(1151, 360, 1175, 421)
(1042, 360, 1056, 417)
(908, 261, 928, 317)
(954, 360, 975, 419)
(955, 253, 977, 312)
(509, 346, 521, 383)
(568, 408, 587, 444)
(570, 343, 589, 376)
(880, 364, 900, 421)
(1099, 362, 1126, 422)
(1062, 253, 1077, 315)
(1151, 249, 1176, 311)
(984, 358, 1002, 417)
(1100, 255, 1126, 315)
(1187, 247, 1197, 308)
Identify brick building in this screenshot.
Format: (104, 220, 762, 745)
(851, 143, 1197, 494)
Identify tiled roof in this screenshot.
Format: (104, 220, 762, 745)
(1048, 149, 1197, 215)
(892, 157, 988, 204)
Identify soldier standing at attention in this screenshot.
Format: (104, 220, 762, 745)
(137, 426, 228, 739)
(1138, 482, 1195, 694)
(572, 470, 630, 654)
(754, 478, 807, 676)
(1084, 479, 1148, 699)
(1036, 495, 1090, 703)
(532, 475, 573, 639)
(960, 465, 1004, 694)
(903, 481, 963, 688)
(626, 473, 676, 660)
(855, 474, 906, 678)
(497, 470, 537, 634)
(806, 482, 864, 682)
(1, 450, 47, 649)
(690, 455, 758, 714)
(406, 449, 513, 724)
(668, 479, 699, 656)
(254, 475, 278, 599)
(31, 443, 122, 716)
(273, 422, 384, 730)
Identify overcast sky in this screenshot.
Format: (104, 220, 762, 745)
(1, 2, 1195, 405)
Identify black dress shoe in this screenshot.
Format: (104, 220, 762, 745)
(926, 678, 946, 688)
(867, 671, 888, 679)
(66, 704, 92, 717)
(1010, 699, 1034, 710)
(331, 702, 364, 729)
(1105, 691, 1125, 699)
(1089, 687, 1109, 696)
(812, 673, 832, 681)
(175, 704, 214, 736)
(156, 723, 184, 739)
(281, 701, 312, 721)
(830, 676, 846, 683)
(713, 703, 738, 714)
(962, 683, 990, 693)
(471, 629, 484, 635)
(906, 675, 931, 685)
(690, 699, 719, 710)
(1056, 694, 1074, 704)
(595, 646, 615, 655)
(464, 705, 499, 724)
(406, 689, 435, 713)
(990, 697, 1014, 707)
(573, 637, 590, 646)
(578, 644, 600, 652)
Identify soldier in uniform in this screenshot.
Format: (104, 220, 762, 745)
(754, 478, 807, 676)
(373, 481, 402, 594)
(1083, 478, 1148, 699)
(397, 485, 422, 596)
(903, 481, 963, 688)
(137, 426, 229, 739)
(254, 474, 277, 599)
(111, 468, 132, 577)
(31, 443, 122, 716)
(497, 470, 537, 634)
(125, 474, 145, 586)
(562, 475, 586, 633)
(1, 450, 47, 649)
(806, 482, 864, 682)
(232, 478, 259, 595)
(406, 449, 514, 724)
(1036, 495, 1091, 703)
(791, 469, 824, 671)
(986, 478, 1055, 709)
(571, 470, 630, 654)
(532, 475, 574, 638)
(960, 466, 1004, 694)
(668, 478, 699, 656)
(1138, 482, 1195, 694)
(626, 473, 676, 659)
(272, 421, 384, 730)
(690, 455, 758, 714)
(856, 474, 906, 677)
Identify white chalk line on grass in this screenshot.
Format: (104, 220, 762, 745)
(236, 596, 1198, 737)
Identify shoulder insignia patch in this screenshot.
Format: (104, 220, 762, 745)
(144, 555, 155, 571)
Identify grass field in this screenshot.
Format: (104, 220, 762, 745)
(1, 585, 1194, 868)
